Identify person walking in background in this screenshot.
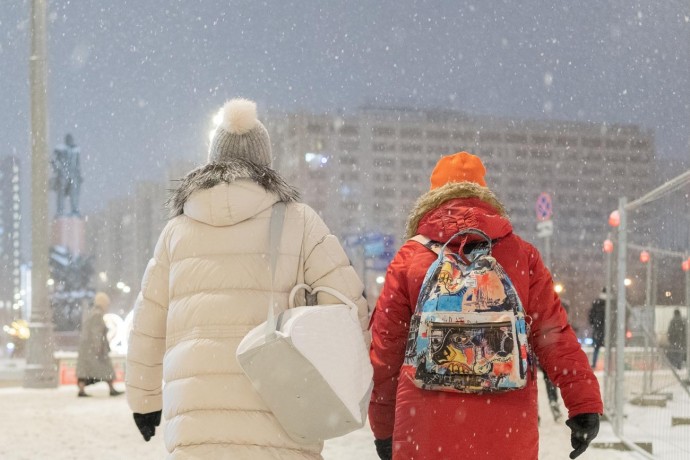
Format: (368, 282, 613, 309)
(666, 309, 687, 369)
(125, 98, 368, 459)
(76, 292, 122, 397)
(589, 288, 606, 369)
(368, 152, 603, 460)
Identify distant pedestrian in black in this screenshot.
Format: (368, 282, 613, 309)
(666, 309, 686, 370)
(589, 289, 606, 369)
(76, 292, 122, 397)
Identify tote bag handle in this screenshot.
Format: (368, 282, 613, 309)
(265, 202, 286, 339)
(288, 283, 359, 313)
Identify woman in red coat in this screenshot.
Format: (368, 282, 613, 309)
(369, 152, 603, 460)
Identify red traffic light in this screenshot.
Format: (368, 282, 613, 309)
(639, 250, 650, 263)
(682, 259, 690, 272)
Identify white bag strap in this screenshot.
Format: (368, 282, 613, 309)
(288, 283, 358, 314)
(265, 202, 286, 338)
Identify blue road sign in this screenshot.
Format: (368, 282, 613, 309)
(536, 192, 553, 222)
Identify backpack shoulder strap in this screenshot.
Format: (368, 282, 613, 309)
(411, 232, 501, 266)
(409, 234, 445, 255)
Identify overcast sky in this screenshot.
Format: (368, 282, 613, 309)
(1, 0, 688, 213)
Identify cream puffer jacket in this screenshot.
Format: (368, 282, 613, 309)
(126, 160, 369, 459)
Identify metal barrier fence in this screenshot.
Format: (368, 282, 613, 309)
(602, 171, 690, 459)
(606, 304, 690, 458)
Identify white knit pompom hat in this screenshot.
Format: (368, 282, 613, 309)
(208, 98, 272, 166)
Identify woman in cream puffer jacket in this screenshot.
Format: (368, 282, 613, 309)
(125, 158, 369, 459)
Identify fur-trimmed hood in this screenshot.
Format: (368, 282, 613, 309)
(405, 182, 510, 240)
(167, 159, 299, 226)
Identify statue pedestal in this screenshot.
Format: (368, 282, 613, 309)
(52, 216, 85, 257)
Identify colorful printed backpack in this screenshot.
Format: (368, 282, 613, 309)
(404, 229, 532, 394)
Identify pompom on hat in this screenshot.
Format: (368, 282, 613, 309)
(429, 151, 487, 190)
(208, 98, 272, 166)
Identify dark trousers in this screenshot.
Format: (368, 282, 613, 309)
(591, 343, 602, 368)
(666, 348, 685, 370)
(544, 373, 559, 403)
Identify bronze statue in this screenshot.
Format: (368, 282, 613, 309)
(51, 134, 83, 216)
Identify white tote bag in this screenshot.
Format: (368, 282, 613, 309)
(236, 203, 373, 444)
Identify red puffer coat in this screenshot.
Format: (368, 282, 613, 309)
(369, 183, 603, 460)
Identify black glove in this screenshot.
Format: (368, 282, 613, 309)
(374, 437, 392, 460)
(565, 413, 600, 459)
(133, 411, 162, 442)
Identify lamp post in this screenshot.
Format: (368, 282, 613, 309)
(602, 234, 614, 415)
(23, 0, 58, 388)
(613, 199, 628, 435)
(640, 250, 652, 395)
(681, 257, 690, 382)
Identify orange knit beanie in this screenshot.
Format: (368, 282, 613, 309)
(430, 151, 487, 190)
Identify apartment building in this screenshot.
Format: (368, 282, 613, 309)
(0, 156, 22, 326)
(266, 108, 656, 317)
(82, 108, 658, 321)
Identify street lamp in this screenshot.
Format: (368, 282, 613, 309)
(603, 239, 613, 254)
(604, 211, 624, 421)
(554, 283, 564, 294)
(610, 198, 629, 434)
(680, 257, 690, 376)
(638, 249, 653, 395)
(24, 0, 58, 388)
(601, 235, 614, 414)
(639, 250, 650, 264)
(608, 210, 620, 228)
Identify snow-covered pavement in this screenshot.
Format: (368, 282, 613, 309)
(0, 373, 652, 460)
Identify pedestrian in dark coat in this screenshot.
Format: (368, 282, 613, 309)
(588, 289, 606, 369)
(76, 292, 122, 397)
(666, 309, 687, 369)
(369, 152, 603, 460)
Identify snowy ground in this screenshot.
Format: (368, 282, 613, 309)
(0, 370, 658, 460)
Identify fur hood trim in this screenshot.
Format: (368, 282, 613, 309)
(167, 158, 299, 218)
(405, 182, 508, 239)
